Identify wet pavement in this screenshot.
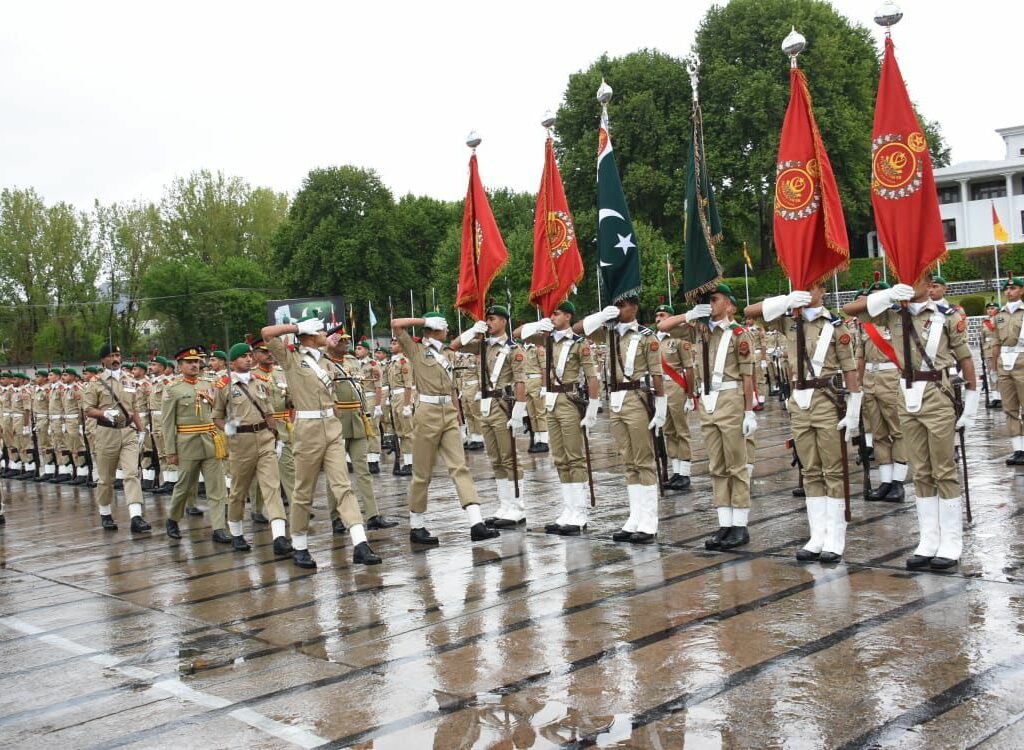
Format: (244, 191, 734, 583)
(2, 397, 1024, 749)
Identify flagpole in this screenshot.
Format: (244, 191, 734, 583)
(992, 201, 1004, 306)
(832, 271, 840, 310)
(431, 286, 436, 312)
(666, 255, 673, 307)
(743, 241, 751, 306)
(409, 288, 415, 336)
(368, 300, 375, 345)
(596, 250, 603, 309)
(388, 295, 394, 338)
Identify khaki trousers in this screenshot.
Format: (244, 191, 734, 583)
(480, 404, 521, 481)
(524, 377, 548, 433)
(863, 369, 904, 465)
(548, 395, 586, 483)
(609, 391, 657, 486)
(789, 390, 844, 498)
(901, 384, 959, 500)
(409, 400, 481, 513)
(252, 437, 294, 513)
(328, 435, 379, 519)
(663, 383, 692, 461)
(291, 417, 363, 533)
(170, 455, 227, 522)
(34, 415, 51, 461)
(227, 430, 285, 523)
(700, 389, 750, 508)
(2, 417, 19, 462)
(64, 418, 85, 466)
(997, 359, 1024, 437)
(94, 426, 144, 511)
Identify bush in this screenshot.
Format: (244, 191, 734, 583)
(959, 295, 986, 316)
(936, 251, 980, 282)
(722, 276, 759, 303)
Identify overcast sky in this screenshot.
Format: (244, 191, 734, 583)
(2, 0, 1020, 211)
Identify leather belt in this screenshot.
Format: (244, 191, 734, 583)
(797, 377, 834, 390)
(234, 421, 269, 433)
(548, 384, 576, 394)
(481, 388, 504, 399)
(611, 381, 643, 392)
(177, 423, 216, 434)
(913, 370, 942, 382)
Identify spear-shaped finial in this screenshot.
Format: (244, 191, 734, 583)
(466, 130, 481, 151)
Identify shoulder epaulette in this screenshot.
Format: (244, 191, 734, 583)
(831, 318, 844, 327)
(214, 374, 229, 388)
(573, 333, 585, 343)
(942, 306, 957, 317)
(638, 325, 654, 336)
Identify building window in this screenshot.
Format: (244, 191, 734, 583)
(971, 180, 1006, 200)
(1021, 210, 1024, 235)
(942, 218, 957, 243)
(937, 185, 960, 204)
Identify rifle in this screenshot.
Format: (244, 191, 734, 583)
(786, 437, 804, 495)
(29, 410, 41, 478)
(145, 409, 161, 484)
(951, 378, 973, 523)
(385, 398, 401, 473)
(502, 391, 521, 498)
(642, 381, 669, 495)
(853, 411, 873, 500)
(979, 343, 992, 408)
(79, 405, 94, 483)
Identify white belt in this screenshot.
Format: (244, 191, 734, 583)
(2, 412, 12, 417)
(1003, 346, 1021, 354)
(526, 374, 542, 379)
(150, 410, 162, 416)
(462, 379, 478, 386)
(138, 411, 148, 417)
(64, 415, 79, 420)
(865, 362, 898, 372)
(419, 394, 452, 405)
(392, 387, 406, 395)
(294, 409, 334, 419)
(709, 380, 739, 392)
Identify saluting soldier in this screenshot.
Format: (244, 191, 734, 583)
(748, 282, 861, 564)
(520, 339, 550, 452)
(81, 344, 151, 533)
(654, 303, 695, 490)
(451, 304, 530, 528)
(261, 317, 382, 569)
(515, 300, 600, 534)
(991, 275, 1024, 465)
(575, 295, 666, 543)
(323, 333, 398, 534)
(386, 336, 414, 475)
(250, 339, 295, 520)
(212, 343, 293, 556)
(661, 284, 758, 550)
(391, 311, 500, 544)
(845, 277, 978, 570)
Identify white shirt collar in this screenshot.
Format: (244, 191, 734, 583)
(553, 328, 573, 342)
(709, 317, 730, 331)
(908, 300, 937, 315)
(1007, 300, 1022, 314)
(801, 307, 825, 322)
(299, 345, 321, 361)
(231, 372, 251, 384)
(486, 334, 508, 346)
(615, 320, 639, 336)
(390, 353, 402, 361)
(106, 368, 121, 380)
(425, 337, 444, 351)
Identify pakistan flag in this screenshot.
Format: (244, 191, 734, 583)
(682, 100, 723, 303)
(597, 102, 641, 303)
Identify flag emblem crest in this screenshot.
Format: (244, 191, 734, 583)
(546, 211, 575, 259)
(872, 133, 924, 199)
(474, 221, 484, 260)
(775, 159, 820, 220)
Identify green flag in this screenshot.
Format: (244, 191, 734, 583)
(682, 99, 723, 303)
(597, 102, 641, 303)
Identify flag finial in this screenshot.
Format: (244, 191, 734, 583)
(541, 110, 556, 131)
(782, 27, 806, 67)
(466, 130, 481, 150)
(686, 54, 700, 103)
(596, 79, 613, 105)
(874, 1, 903, 35)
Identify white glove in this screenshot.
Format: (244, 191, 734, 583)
(459, 320, 488, 346)
(684, 396, 695, 413)
(401, 404, 413, 418)
(22, 426, 30, 436)
(507, 400, 527, 432)
(956, 388, 979, 431)
(275, 440, 285, 458)
(580, 398, 600, 429)
(787, 290, 813, 309)
(61, 423, 67, 433)
(104, 409, 120, 424)
(760, 360, 768, 371)
(224, 418, 239, 437)
(742, 410, 758, 437)
(889, 283, 914, 302)
(136, 431, 146, 448)
(867, 283, 914, 317)
(684, 304, 712, 322)
(582, 306, 621, 335)
(647, 394, 667, 432)
(836, 391, 863, 435)
(295, 317, 325, 335)
(373, 405, 383, 419)
(520, 318, 554, 338)
(761, 294, 794, 322)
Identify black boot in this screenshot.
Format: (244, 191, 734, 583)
(410, 527, 439, 545)
(883, 482, 905, 502)
(331, 518, 347, 535)
(292, 548, 317, 569)
(866, 482, 891, 502)
(558, 523, 585, 536)
(51, 469, 70, 483)
(544, 522, 564, 534)
(130, 516, 152, 533)
(101, 514, 118, 531)
(666, 473, 683, 489)
(197, 482, 205, 496)
(140, 478, 153, 491)
(231, 535, 251, 552)
(719, 526, 750, 550)
(704, 527, 731, 550)
(273, 536, 293, 556)
(795, 547, 820, 562)
(367, 461, 380, 475)
(353, 541, 382, 565)
(1007, 451, 1024, 466)
(165, 519, 181, 539)
(186, 506, 204, 517)
(612, 528, 635, 542)
(792, 486, 806, 497)
(470, 523, 499, 541)
(818, 550, 842, 563)
(212, 529, 232, 545)
(527, 442, 549, 454)
(113, 479, 124, 490)
(154, 481, 174, 495)
(906, 554, 933, 570)
(367, 515, 398, 530)
(251, 511, 269, 524)
(930, 557, 958, 571)
(629, 532, 656, 544)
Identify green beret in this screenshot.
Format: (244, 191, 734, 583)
(707, 282, 737, 306)
(98, 343, 120, 359)
(1003, 276, 1024, 290)
(0, 371, 10, 378)
(555, 300, 576, 315)
(655, 304, 674, 315)
(929, 274, 947, 286)
(485, 304, 510, 319)
(63, 367, 79, 377)
(15, 372, 28, 380)
(211, 350, 228, 362)
(228, 342, 252, 361)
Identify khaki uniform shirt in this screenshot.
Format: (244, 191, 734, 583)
(671, 320, 755, 386)
(82, 371, 143, 448)
(587, 324, 663, 384)
(265, 339, 338, 414)
(522, 331, 598, 391)
(869, 302, 970, 372)
(765, 311, 857, 381)
(398, 330, 458, 398)
(461, 335, 526, 395)
(161, 376, 220, 460)
(212, 373, 274, 428)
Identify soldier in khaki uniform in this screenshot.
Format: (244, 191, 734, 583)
(748, 283, 861, 564)
(12, 373, 36, 479)
(391, 311, 500, 545)
(46, 367, 71, 483)
(147, 357, 176, 495)
(1, 373, 21, 477)
(458, 351, 484, 450)
(515, 300, 600, 534)
(846, 277, 978, 570)
(386, 337, 414, 475)
(261, 317, 381, 569)
(250, 340, 295, 520)
(212, 342, 292, 556)
(992, 276, 1024, 464)
(81, 344, 151, 533)
(354, 338, 384, 473)
(323, 333, 398, 534)
(653, 303, 695, 490)
(981, 302, 1002, 408)
(575, 295, 666, 543)
(744, 319, 769, 407)
(59, 368, 89, 485)
(520, 341, 549, 452)
(451, 304, 530, 527)
(31, 370, 54, 481)
(662, 284, 758, 549)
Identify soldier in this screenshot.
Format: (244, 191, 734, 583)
(744, 316, 769, 408)
(31, 369, 55, 481)
(59, 368, 89, 485)
(451, 304, 529, 528)
(212, 343, 293, 555)
(12, 373, 36, 479)
(853, 277, 907, 502)
(520, 339, 550, 452)
(654, 303, 695, 490)
(81, 344, 151, 533)
(209, 350, 228, 376)
(575, 296, 666, 543)
(353, 337, 384, 474)
(390, 311, 500, 545)
(260, 317, 382, 568)
(147, 357, 172, 494)
(747, 282, 861, 564)
(458, 351, 485, 450)
(162, 346, 234, 546)
(386, 337, 414, 475)
(515, 300, 600, 534)
(250, 339, 295, 516)
(991, 275, 1024, 465)
(845, 277, 978, 570)
(1, 372, 21, 478)
(982, 301, 1002, 408)
(661, 284, 757, 549)
(323, 333, 398, 534)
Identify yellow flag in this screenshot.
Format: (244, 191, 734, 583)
(993, 202, 1009, 243)
(742, 242, 753, 270)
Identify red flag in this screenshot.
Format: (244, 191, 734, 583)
(871, 37, 944, 284)
(530, 138, 583, 317)
(773, 67, 849, 290)
(456, 154, 508, 321)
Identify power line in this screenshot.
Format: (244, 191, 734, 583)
(0, 287, 285, 310)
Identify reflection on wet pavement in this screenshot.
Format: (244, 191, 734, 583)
(2, 400, 1024, 748)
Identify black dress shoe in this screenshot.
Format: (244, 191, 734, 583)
(990, 399, 1002, 408)
(867, 482, 891, 502)
(68, 475, 86, 486)
(612, 529, 635, 542)
(795, 548, 820, 562)
(273, 536, 293, 556)
(527, 442, 549, 454)
(0, 513, 5, 525)
(491, 517, 524, 529)
(367, 462, 380, 475)
(792, 487, 805, 497)
(704, 527, 731, 550)
(883, 482, 905, 502)
(331, 518, 347, 535)
(101, 514, 118, 531)
(629, 532, 656, 544)
(186, 506, 204, 517)
(470, 522, 499, 541)
(410, 527, 439, 545)
(818, 551, 842, 563)
(906, 554, 933, 570)
(165, 519, 181, 539)
(130, 516, 152, 533)
(140, 478, 153, 491)
(366, 515, 399, 530)
(34, 473, 49, 482)
(1008, 451, 1024, 466)
(393, 465, 412, 476)
(544, 522, 564, 534)
(212, 529, 233, 545)
(558, 524, 584, 536)
(466, 441, 484, 451)
(154, 482, 174, 495)
(197, 482, 206, 496)
(231, 535, 251, 552)
(250, 511, 269, 524)
(113, 479, 124, 490)
(346, 462, 353, 472)
(293, 548, 317, 569)
(51, 473, 70, 483)
(353, 541, 382, 565)
(719, 526, 750, 549)
(930, 557, 958, 570)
